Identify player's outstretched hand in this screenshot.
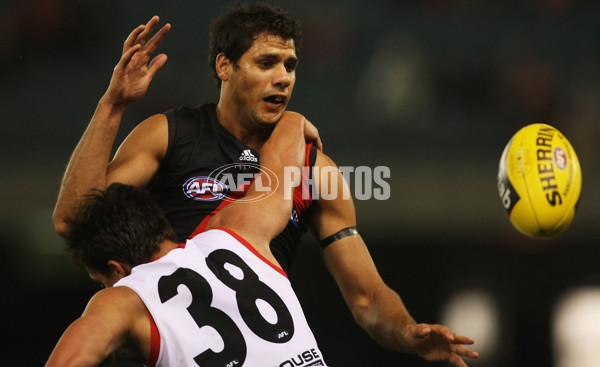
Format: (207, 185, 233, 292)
(104, 16, 171, 107)
(403, 323, 479, 367)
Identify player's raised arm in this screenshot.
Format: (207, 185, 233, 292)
(52, 16, 170, 237)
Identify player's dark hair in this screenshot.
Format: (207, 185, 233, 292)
(64, 183, 177, 274)
(208, 3, 302, 87)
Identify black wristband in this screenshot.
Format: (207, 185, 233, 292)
(320, 226, 359, 249)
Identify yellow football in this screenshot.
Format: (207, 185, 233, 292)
(497, 123, 582, 238)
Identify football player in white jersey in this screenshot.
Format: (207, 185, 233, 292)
(46, 112, 330, 366)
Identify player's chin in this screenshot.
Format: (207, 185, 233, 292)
(260, 106, 287, 124)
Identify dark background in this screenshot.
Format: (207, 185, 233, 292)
(2, 0, 600, 366)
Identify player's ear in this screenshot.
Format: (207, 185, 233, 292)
(215, 53, 231, 82)
(108, 260, 133, 279)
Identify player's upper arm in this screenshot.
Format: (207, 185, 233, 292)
(106, 113, 168, 188)
(46, 287, 148, 367)
(310, 150, 357, 241)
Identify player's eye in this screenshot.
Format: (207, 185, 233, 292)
(285, 63, 296, 72)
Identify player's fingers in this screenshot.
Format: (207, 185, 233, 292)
(451, 334, 475, 345)
(303, 118, 323, 152)
(448, 353, 469, 367)
(453, 345, 479, 359)
(137, 15, 160, 45)
(313, 135, 323, 152)
(116, 44, 142, 70)
(426, 324, 455, 341)
(145, 23, 171, 55)
(417, 324, 432, 337)
(147, 54, 168, 78)
(406, 324, 432, 340)
(123, 24, 145, 52)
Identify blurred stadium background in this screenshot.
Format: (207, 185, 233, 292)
(2, 0, 600, 366)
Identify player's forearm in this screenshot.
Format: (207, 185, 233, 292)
(352, 287, 418, 353)
(52, 97, 126, 236)
(262, 112, 306, 172)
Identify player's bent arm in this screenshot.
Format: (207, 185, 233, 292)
(52, 110, 167, 237)
(311, 152, 418, 352)
(208, 112, 307, 256)
(46, 287, 150, 367)
(53, 16, 170, 237)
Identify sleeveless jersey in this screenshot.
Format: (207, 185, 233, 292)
(115, 229, 328, 367)
(148, 103, 317, 272)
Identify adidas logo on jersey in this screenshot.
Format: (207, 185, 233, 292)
(239, 149, 258, 162)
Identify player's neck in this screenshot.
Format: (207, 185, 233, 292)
(216, 102, 271, 151)
(153, 240, 180, 260)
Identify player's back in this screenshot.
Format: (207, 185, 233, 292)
(116, 229, 328, 367)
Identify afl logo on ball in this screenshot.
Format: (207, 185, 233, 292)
(553, 147, 567, 170)
(183, 176, 228, 201)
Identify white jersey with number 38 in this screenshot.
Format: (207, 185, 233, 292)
(115, 228, 327, 367)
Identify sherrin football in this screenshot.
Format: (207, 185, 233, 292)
(497, 123, 582, 238)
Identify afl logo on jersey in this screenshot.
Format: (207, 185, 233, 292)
(183, 176, 228, 201)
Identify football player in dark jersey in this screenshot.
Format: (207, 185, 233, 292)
(52, 4, 478, 366)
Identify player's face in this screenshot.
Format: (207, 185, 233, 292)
(226, 33, 298, 127)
